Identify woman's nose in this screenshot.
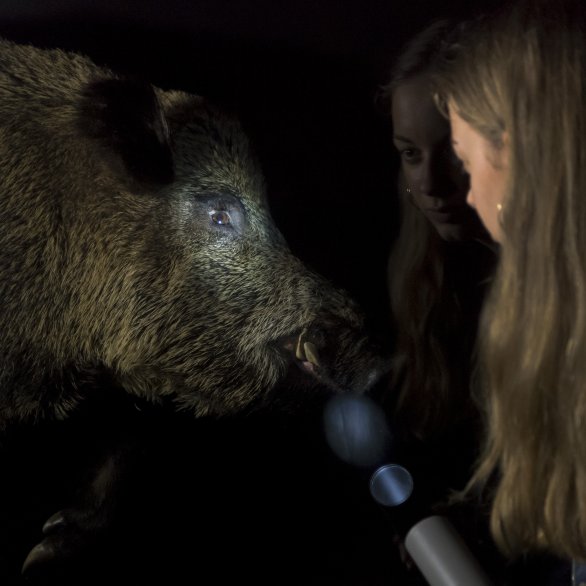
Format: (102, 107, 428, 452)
(418, 160, 444, 197)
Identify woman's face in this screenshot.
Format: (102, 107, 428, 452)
(392, 74, 486, 242)
(449, 107, 508, 244)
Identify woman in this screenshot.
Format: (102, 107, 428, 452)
(435, 0, 586, 568)
(382, 19, 495, 458)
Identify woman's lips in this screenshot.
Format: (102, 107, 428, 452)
(423, 206, 470, 224)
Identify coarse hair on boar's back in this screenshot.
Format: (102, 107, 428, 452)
(0, 37, 388, 431)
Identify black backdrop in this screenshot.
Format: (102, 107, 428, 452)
(0, 0, 502, 318)
(0, 2, 506, 585)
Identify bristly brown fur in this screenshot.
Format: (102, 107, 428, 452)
(0, 37, 387, 431)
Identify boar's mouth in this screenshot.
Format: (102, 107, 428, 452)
(278, 332, 324, 382)
(274, 329, 389, 396)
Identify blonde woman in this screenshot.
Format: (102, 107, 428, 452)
(435, 0, 586, 578)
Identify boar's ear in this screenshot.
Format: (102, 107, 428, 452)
(81, 77, 174, 185)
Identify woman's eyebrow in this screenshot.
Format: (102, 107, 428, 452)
(393, 134, 413, 143)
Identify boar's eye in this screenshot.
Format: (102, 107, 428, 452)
(210, 210, 232, 226)
(189, 193, 245, 235)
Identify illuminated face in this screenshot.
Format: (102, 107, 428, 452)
(449, 107, 508, 244)
(392, 74, 486, 242)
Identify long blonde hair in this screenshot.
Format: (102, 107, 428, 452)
(436, 0, 586, 560)
(380, 19, 496, 441)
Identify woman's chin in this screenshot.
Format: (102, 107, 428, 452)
(433, 222, 471, 242)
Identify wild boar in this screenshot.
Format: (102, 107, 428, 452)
(0, 37, 387, 576)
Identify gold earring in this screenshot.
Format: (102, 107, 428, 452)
(406, 187, 412, 195)
(497, 202, 504, 224)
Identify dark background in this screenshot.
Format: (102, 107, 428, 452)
(0, 2, 507, 585)
(0, 0, 503, 318)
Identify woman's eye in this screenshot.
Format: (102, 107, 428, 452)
(400, 148, 420, 164)
(210, 210, 232, 226)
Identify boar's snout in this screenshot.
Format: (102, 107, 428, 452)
(277, 323, 390, 396)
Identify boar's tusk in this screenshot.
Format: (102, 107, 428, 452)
(295, 334, 306, 361)
(290, 333, 320, 369)
(303, 341, 321, 367)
